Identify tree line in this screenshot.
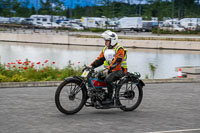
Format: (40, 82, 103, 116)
(0, 0, 200, 20)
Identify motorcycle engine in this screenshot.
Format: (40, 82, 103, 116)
(88, 87, 107, 102)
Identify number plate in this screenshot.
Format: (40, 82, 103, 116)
(81, 70, 89, 77)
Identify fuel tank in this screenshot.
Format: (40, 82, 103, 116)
(89, 78, 107, 88)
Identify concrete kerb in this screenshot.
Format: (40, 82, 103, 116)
(0, 78, 200, 88)
(0, 81, 62, 88)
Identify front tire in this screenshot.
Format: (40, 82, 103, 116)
(117, 80, 143, 111)
(55, 78, 87, 115)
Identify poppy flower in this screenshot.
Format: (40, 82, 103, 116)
(57, 75, 61, 77)
(44, 60, 48, 63)
(24, 61, 29, 65)
(78, 62, 80, 63)
(52, 62, 55, 64)
(36, 62, 40, 64)
(18, 61, 22, 64)
(24, 67, 28, 70)
(41, 70, 44, 73)
(45, 66, 48, 70)
(42, 64, 44, 66)
(13, 65, 16, 68)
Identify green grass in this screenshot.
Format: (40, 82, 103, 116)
(0, 59, 82, 82)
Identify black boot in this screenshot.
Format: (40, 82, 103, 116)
(102, 93, 113, 105)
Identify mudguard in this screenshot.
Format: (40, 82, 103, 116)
(64, 76, 87, 92)
(139, 80, 145, 88)
(120, 77, 145, 88)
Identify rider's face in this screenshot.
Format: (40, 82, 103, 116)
(105, 40, 111, 47)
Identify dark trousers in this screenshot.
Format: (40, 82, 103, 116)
(104, 70, 124, 98)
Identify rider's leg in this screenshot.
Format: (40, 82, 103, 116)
(104, 70, 124, 104)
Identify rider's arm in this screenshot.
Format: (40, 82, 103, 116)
(107, 48, 124, 71)
(90, 51, 105, 68)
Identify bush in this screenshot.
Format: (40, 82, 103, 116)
(11, 74, 26, 82)
(0, 59, 83, 82)
(152, 28, 200, 35)
(0, 74, 9, 82)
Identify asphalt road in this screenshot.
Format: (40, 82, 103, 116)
(0, 83, 200, 133)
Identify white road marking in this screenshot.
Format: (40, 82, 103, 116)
(147, 128, 200, 133)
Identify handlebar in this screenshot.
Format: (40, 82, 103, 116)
(82, 65, 107, 76)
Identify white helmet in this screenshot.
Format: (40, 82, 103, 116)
(101, 30, 118, 47)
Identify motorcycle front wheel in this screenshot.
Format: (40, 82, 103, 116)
(55, 78, 87, 115)
(117, 80, 143, 111)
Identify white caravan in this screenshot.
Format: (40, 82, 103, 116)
(180, 18, 200, 30)
(30, 15, 66, 24)
(117, 17, 142, 31)
(81, 17, 107, 28)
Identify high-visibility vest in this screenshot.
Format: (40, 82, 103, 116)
(102, 44, 127, 69)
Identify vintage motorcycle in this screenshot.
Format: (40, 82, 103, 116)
(55, 65, 145, 115)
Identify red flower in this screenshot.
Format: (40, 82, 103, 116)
(45, 66, 48, 70)
(44, 60, 48, 63)
(13, 65, 16, 68)
(41, 70, 44, 73)
(36, 62, 40, 64)
(57, 75, 61, 77)
(11, 62, 16, 64)
(52, 62, 55, 64)
(18, 61, 22, 64)
(78, 62, 80, 63)
(24, 67, 28, 70)
(42, 64, 44, 66)
(24, 61, 29, 65)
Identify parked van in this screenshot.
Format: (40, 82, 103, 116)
(117, 17, 142, 31)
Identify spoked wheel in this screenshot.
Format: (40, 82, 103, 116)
(117, 80, 143, 111)
(55, 78, 87, 115)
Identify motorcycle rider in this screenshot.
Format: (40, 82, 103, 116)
(90, 30, 127, 105)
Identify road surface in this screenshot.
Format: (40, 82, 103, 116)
(0, 83, 200, 133)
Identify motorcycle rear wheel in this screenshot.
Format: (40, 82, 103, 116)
(55, 79, 87, 115)
(117, 80, 143, 111)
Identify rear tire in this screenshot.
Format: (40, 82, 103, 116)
(55, 78, 87, 115)
(117, 80, 143, 111)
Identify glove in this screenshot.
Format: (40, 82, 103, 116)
(102, 69, 109, 76)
